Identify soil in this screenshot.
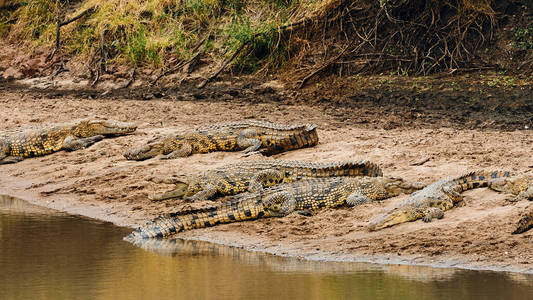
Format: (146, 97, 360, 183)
(0, 75, 532, 274)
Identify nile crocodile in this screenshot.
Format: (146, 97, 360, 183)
(148, 159, 383, 202)
(0, 119, 136, 164)
(489, 175, 532, 234)
(123, 120, 318, 161)
(513, 210, 532, 234)
(489, 175, 533, 202)
(367, 170, 510, 231)
(125, 176, 424, 240)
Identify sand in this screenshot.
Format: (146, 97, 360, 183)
(0, 86, 532, 274)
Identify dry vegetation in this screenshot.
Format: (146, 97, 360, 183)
(1, 0, 531, 82)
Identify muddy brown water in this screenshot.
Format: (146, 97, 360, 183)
(1, 195, 532, 300)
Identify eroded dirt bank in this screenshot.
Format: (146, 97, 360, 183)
(0, 86, 532, 274)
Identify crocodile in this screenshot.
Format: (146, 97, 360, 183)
(0, 119, 137, 164)
(123, 120, 318, 161)
(148, 159, 384, 202)
(489, 175, 533, 202)
(513, 210, 533, 234)
(125, 176, 425, 240)
(489, 175, 532, 234)
(367, 170, 511, 231)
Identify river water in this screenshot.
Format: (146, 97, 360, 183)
(1, 195, 532, 299)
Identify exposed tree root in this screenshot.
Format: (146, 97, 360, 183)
(286, 0, 499, 84)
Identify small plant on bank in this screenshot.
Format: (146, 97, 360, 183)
(514, 18, 533, 50)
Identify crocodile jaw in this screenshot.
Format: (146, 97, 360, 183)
(90, 120, 137, 136)
(123, 143, 161, 160)
(367, 207, 416, 231)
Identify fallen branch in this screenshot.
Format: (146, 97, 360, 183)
(410, 157, 431, 166)
(47, 7, 94, 62)
(91, 68, 100, 87)
(152, 35, 209, 85)
(197, 41, 248, 89)
(183, 52, 201, 74)
(59, 7, 94, 27)
(298, 43, 352, 89)
(98, 29, 107, 73)
(153, 35, 209, 84)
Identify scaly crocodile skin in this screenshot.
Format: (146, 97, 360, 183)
(125, 176, 423, 240)
(368, 170, 511, 231)
(0, 119, 136, 164)
(149, 159, 384, 201)
(489, 175, 532, 234)
(490, 175, 533, 202)
(513, 210, 533, 234)
(123, 120, 318, 160)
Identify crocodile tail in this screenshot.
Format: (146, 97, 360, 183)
(124, 198, 265, 240)
(452, 170, 511, 192)
(301, 124, 319, 147)
(355, 160, 383, 177)
(261, 126, 319, 155)
(324, 160, 383, 177)
(512, 211, 532, 234)
(168, 199, 238, 216)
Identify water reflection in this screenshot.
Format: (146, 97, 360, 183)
(131, 237, 461, 279)
(0, 195, 64, 215)
(1, 195, 532, 300)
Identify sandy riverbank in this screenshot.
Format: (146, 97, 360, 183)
(0, 87, 532, 274)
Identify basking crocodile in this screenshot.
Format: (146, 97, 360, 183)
(148, 159, 383, 201)
(0, 119, 136, 164)
(513, 210, 532, 234)
(489, 175, 533, 202)
(367, 170, 510, 231)
(489, 175, 532, 234)
(125, 176, 424, 240)
(123, 120, 318, 161)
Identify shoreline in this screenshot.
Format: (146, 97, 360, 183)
(1, 186, 531, 275)
(0, 89, 531, 276)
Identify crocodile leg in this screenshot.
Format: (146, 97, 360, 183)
(0, 156, 24, 164)
(515, 185, 533, 202)
(248, 170, 285, 192)
(185, 183, 218, 201)
(346, 193, 373, 206)
(236, 129, 263, 153)
(262, 191, 297, 217)
(162, 143, 193, 159)
(62, 135, 104, 151)
(454, 199, 466, 207)
(487, 177, 532, 202)
(422, 207, 444, 222)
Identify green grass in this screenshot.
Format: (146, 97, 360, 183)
(4, 0, 309, 69)
(514, 19, 533, 50)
